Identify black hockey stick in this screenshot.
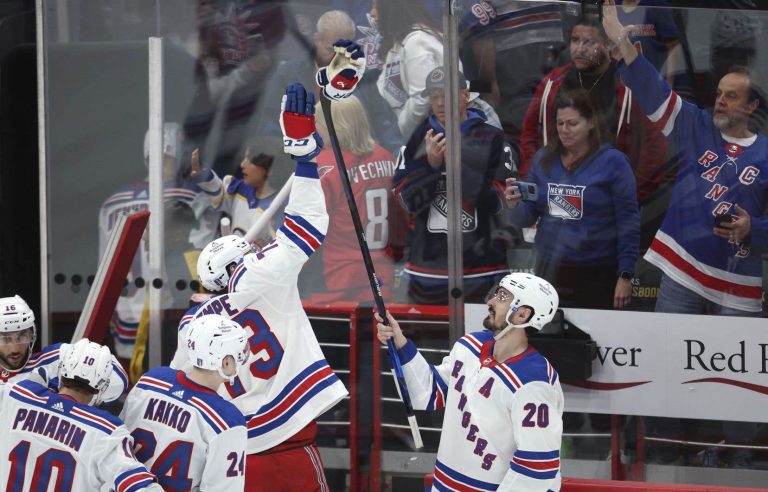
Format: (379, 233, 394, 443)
(319, 95, 423, 449)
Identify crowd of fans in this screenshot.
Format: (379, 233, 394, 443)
(111, 0, 765, 319)
(33, 0, 768, 478)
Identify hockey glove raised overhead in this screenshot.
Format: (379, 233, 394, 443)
(280, 82, 324, 160)
(316, 39, 366, 101)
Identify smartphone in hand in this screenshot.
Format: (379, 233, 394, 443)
(515, 181, 539, 201)
(714, 213, 737, 227)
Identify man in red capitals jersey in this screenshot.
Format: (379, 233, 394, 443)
(377, 273, 564, 491)
(171, 40, 366, 490)
(312, 94, 400, 302)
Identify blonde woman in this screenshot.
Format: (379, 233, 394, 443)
(312, 95, 401, 302)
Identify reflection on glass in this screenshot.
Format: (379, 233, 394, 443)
(40, 1, 768, 488)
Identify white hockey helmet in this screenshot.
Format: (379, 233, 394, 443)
(185, 314, 249, 381)
(197, 235, 253, 292)
(0, 295, 36, 335)
(496, 273, 559, 333)
(0, 295, 37, 368)
(59, 339, 113, 405)
(143, 122, 184, 162)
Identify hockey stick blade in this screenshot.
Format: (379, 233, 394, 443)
(319, 95, 423, 448)
(390, 368, 424, 449)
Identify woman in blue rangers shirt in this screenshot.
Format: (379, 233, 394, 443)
(506, 89, 640, 310)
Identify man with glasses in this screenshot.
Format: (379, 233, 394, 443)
(376, 272, 564, 491)
(0, 295, 128, 403)
(392, 65, 516, 305)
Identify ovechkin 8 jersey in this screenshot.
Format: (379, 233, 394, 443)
(120, 367, 247, 491)
(170, 161, 348, 453)
(0, 379, 161, 492)
(400, 331, 563, 491)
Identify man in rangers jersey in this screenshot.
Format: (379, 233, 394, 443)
(377, 273, 563, 491)
(98, 122, 218, 360)
(603, 0, 768, 315)
(393, 66, 516, 305)
(122, 314, 248, 491)
(0, 339, 162, 491)
(170, 67, 362, 490)
(0, 295, 128, 402)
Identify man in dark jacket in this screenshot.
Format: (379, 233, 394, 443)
(393, 67, 516, 304)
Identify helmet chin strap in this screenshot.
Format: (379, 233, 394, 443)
(89, 392, 103, 406)
(218, 364, 236, 383)
(493, 309, 532, 341)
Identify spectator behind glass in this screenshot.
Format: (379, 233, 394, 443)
(252, 9, 403, 155)
(519, 16, 667, 206)
(605, 0, 767, 467)
(97, 123, 217, 361)
(506, 89, 640, 310)
(455, 0, 501, 108)
(340, 0, 500, 106)
(616, 0, 680, 89)
(491, 0, 572, 144)
(604, 0, 768, 317)
(192, 0, 286, 176)
(307, 95, 400, 303)
(189, 146, 280, 248)
(393, 67, 516, 305)
(374, 0, 501, 138)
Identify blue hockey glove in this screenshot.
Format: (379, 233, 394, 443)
(279, 82, 324, 160)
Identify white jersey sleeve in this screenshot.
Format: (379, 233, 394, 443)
(397, 340, 452, 411)
(199, 427, 247, 491)
(498, 382, 564, 492)
(229, 161, 328, 289)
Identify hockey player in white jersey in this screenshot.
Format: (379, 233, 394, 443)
(170, 49, 366, 487)
(0, 295, 128, 402)
(0, 338, 162, 491)
(377, 273, 564, 491)
(121, 314, 248, 491)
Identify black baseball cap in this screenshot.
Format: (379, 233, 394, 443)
(421, 66, 469, 96)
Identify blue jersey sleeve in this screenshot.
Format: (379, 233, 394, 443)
(617, 53, 707, 146)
